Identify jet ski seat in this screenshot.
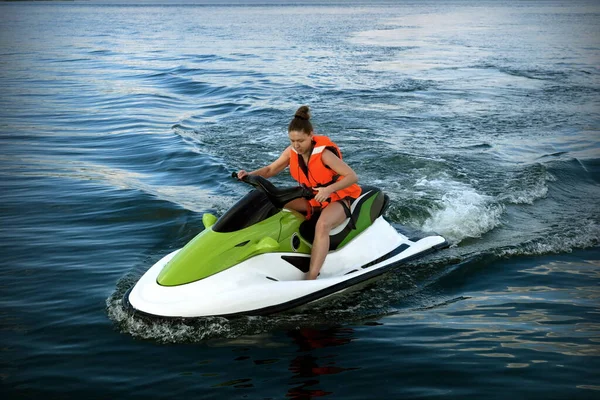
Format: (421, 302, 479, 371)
(299, 186, 390, 250)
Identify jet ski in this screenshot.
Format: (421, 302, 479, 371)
(124, 174, 448, 318)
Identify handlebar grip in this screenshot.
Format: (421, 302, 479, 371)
(232, 171, 250, 182)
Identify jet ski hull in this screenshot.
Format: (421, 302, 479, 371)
(124, 217, 447, 318)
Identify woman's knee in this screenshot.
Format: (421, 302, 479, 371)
(315, 203, 345, 233)
(284, 198, 308, 213)
(315, 217, 333, 233)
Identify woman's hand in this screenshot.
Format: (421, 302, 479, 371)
(313, 186, 334, 203)
(237, 170, 249, 180)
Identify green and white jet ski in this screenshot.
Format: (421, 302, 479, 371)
(124, 174, 448, 318)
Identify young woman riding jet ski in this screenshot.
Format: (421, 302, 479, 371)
(123, 107, 448, 318)
(237, 105, 360, 280)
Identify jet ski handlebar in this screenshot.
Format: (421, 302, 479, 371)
(231, 172, 314, 209)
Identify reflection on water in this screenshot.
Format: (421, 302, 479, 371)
(400, 304, 599, 362)
(521, 259, 600, 279)
(378, 255, 600, 374)
(286, 327, 358, 399)
(206, 326, 359, 398)
(288, 326, 354, 351)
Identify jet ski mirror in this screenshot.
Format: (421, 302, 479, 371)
(202, 213, 218, 229)
(231, 172, 314, 209)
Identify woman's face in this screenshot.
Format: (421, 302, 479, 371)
(289, 130, 313, 155)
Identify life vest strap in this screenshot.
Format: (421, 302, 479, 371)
(339, 198, 356, 230)
(312, 174, 340, 189)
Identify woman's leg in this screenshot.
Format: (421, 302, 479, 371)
(284, 198, 309, 214)
(307, 201, 348, 280)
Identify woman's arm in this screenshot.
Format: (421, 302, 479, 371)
(237, 147, 291, 179)
(313, 149, 358, 202)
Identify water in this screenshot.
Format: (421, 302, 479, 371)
(1, 0, 599, 398)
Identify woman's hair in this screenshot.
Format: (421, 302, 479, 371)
(288, 105, 313, 134)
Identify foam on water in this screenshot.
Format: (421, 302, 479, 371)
(500, 164, 556, 205)
(416, 176, 504, 243)
(497, 219, 600, 257)
(105, 271, 413, 343)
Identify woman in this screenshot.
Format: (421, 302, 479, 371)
(237, 106, 361, 280)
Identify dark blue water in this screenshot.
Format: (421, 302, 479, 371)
(1, 1, 599, 398)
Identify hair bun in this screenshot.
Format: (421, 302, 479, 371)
(294, 105, 310, 121)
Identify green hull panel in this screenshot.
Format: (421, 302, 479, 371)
(157, 210, 307, 286)
(338, 194, 379, 248)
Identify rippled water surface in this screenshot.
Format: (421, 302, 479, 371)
(1, 1, 599, 399)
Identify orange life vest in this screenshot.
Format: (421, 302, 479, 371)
(289, 135, 361, 216)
